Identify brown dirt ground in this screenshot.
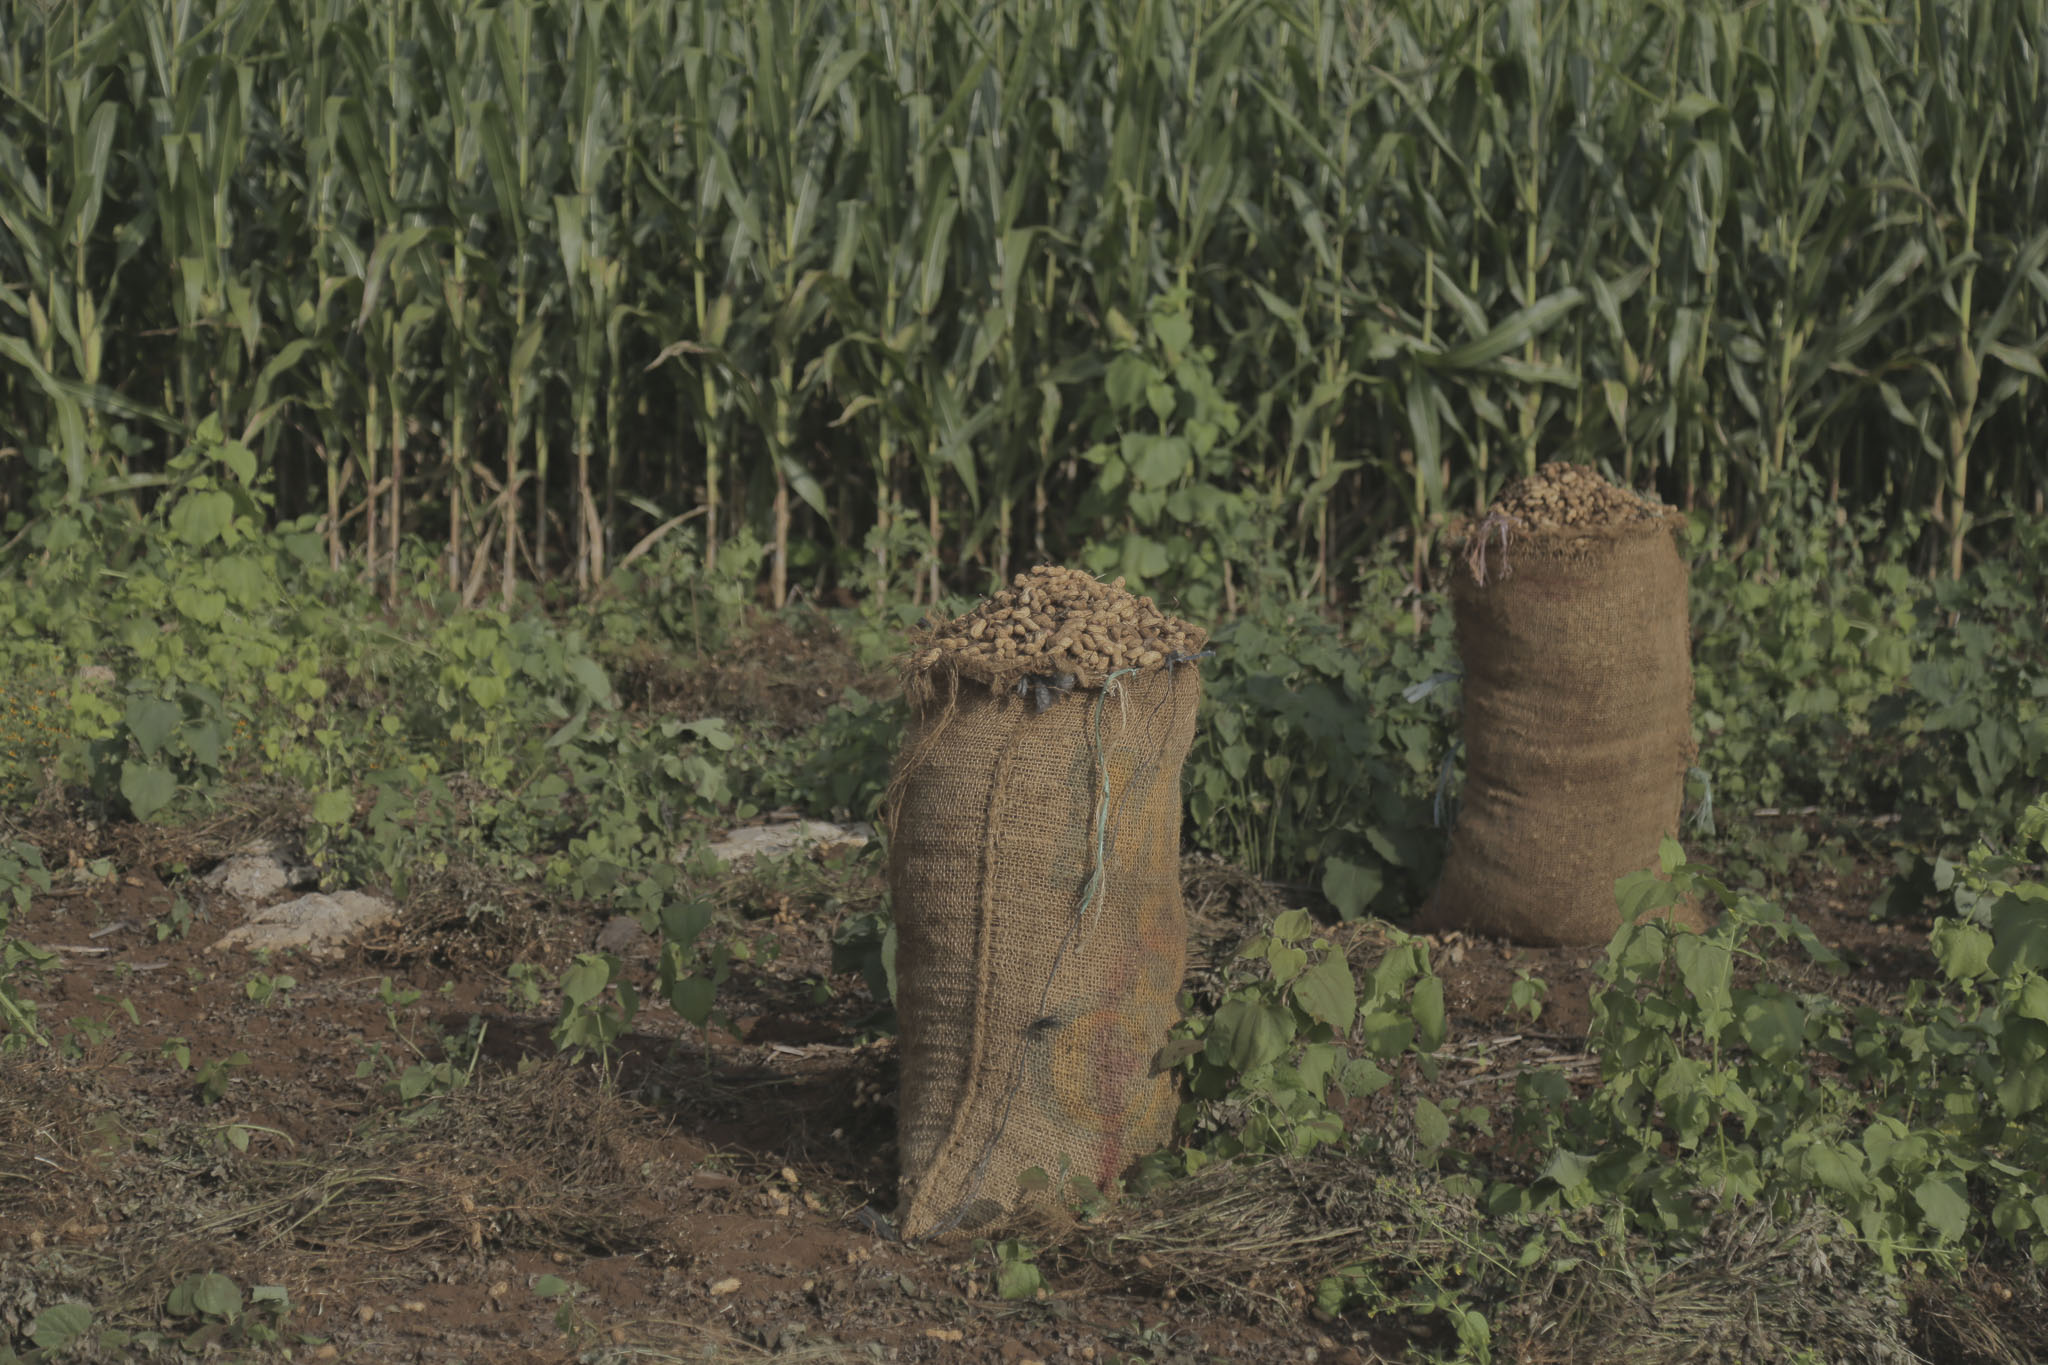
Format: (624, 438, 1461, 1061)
(2, 789, 2042, 1362)
(609, 609, 894, 735)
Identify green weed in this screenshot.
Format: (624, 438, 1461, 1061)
(1499, 802, 2048, 1269)
(1170, 910, 1444, 1165)
(0, 839, 55, 1048)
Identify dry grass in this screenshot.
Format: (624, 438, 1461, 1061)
(1062, 1149, 1935, 1365)
(1504, 1206, 1918, 1365)
(0, 1052, 683, 1330)
(5, 783, 307, 882)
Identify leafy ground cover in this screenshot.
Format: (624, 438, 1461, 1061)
(0, 435, 2044, 1362)
(4, 779, 2045, 1363)
(3, 503, 2047, 1360)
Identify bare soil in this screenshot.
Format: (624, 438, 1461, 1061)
(2, 757, 2040, 1362)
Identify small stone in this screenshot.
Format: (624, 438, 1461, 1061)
(209, 890, 396, 960)
(594, 914, 652, 960)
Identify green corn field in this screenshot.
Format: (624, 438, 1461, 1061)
(2, 0, 2044, 616)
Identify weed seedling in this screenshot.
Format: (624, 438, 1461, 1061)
(979, 1239, 1046, 1301)
(191, 1052, 248, 1104)
(155, 895, 194, 942)
(244, 970, 297, 1006)
(358, 976, 486, 1103)
(1508, 971, 1548, 1023)
(505, 961, 545, 1008)
(159, 1273, 304, 1354)
(532, 1274, 596, 1352)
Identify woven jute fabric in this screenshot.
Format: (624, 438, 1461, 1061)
(889, 657, 1201, 1242)
(1422, 501, 1702, 946)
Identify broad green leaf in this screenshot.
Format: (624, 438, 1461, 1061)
(1265, 943, 1307, 985)
(1989, 902, 2048, 976)
(559, 956, 611, 1008)
(1292, 952, 1357, 1034)
(120, 763, 177, 820)
(1540, 1149, 1594, 1192)
(1105, 353, 1156, 412)
(1410, 976, 1446, 1051)
(467, 674, 508, 708)
(1615, 867, 1678, 922)
(1799, 1140, 1869, 1196)
(1320, 856, 1380, 922)
(1672, 935, 1734, 1031)
(214, 438, 257, 486)
(683, 718, 737, 751)
(1296, 1042, 1343, 1095)
(1737, 992, 1807, 1063)
(1412, 1097, 1450, 1149)
(1997, 1018, 2048, 1116)
(171, 583, 227, 624)
(124, 698, 182, 757)
(1339, 1058, 1391, 1097)
(1912, 1173, 1971, 1243)
(660, 897, 713, 947)
(1207, 999, 1294, 1074)
(1931, 920, 1995, 980)
(1270, 910, 1315, 943)
(1127, 435, 1190, 489)
(567, 655, 612, 706)
(669, 974, 717, 1025)
(191, 1273, 242, 1321)
(29, 1302, 92, 1351)
(210, 556, 269, 606)
(1357, 1008, 1415, 1058)
(994, 1256, 1043, 1302)
(1151, 311, 1193, 358)
(169, 490, 235, 546)
(310, 790, 354, 825)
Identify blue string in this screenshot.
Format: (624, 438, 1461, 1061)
(1687, 766, 1715, 836)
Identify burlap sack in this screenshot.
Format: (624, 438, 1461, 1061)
(888, 566, 1203, 1241)
(1423, 463, 1703, 946)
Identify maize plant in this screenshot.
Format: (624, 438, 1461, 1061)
(1, 0, 2043, 607)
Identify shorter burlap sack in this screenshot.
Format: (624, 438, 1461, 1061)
(1422, 463, 1704, 946)
(888, 566, 1204, 1241)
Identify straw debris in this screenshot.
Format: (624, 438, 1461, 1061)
(1065, 1153, 1918, 1363)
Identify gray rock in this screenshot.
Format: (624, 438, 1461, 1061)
(209, 890, 397, 961)
(595, 914, 657, 963)
(695, 819, 874, 866)
(203, 854, 294, 903)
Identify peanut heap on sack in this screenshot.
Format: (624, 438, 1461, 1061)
(1457, 461, 1682, 587)
(906, 564, 1206, 704)
(1484, 460, 1671, 529)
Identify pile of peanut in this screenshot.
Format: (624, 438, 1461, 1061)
(1488, 461, 1670, 529)
(913, 564, 1200, 685)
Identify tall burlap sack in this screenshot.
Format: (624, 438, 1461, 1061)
(1422, 463, 1703, 946)
(888, 566, 1203, 1241)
